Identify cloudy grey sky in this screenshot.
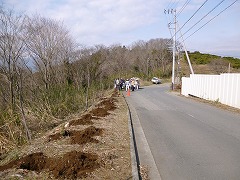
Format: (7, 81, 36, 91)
(2, 0, 240, 58)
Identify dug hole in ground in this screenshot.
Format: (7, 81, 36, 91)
(0, 90, 134, 179)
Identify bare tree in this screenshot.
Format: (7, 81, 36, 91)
(0, 7, 25, 112)
(130, 40, 150, 77)
(147, 38, 172, 76)
(24, 15, 70, 89)
(0, 7, 31, 141)
(107, 44, 129, 78)
(15, 62, 32, 141)
(210, 58, 229, 74)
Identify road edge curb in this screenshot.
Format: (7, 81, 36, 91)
(124, 94, 162, 180)
(123, 94, 141, 180)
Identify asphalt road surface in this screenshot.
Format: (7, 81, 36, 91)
(126, 84, 240, 180)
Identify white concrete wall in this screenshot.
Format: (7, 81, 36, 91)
(181, 73, 240, 109)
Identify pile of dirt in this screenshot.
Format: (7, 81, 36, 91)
(0, 90, 132, 179)
(48, 126, 103, 144)
(89, 107, 110, 117)
(88, 97, 118, 117)
(97, 98, 117, 111)
(69, 114, 97, 126)
(48, 130, 71, 142)
(70, 126, 103, 144)
(111, 89, 119, 97)
(0, 151, 99, 179)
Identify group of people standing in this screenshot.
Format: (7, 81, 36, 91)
(114, 77, 140, 92)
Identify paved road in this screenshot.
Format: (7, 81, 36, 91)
(126, 84, 240, 180)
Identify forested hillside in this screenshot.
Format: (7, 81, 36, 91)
(0, 6, 173, 152)
(182, 51, 240, 75)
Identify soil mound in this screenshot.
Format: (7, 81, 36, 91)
(0, 151, 98, 179)
(0, 90, 132, 179)
(48, 126, 103, 144)
(111, 90, 118, 97)
(97, 98, 117, 111)
(0, 152, 47, 172)
(48, 130, 70, 141)
(47, 151, 99, 179)
(69, 114, 97, 126)
(89, 107, 110, 117)
(70, 126, 104, 144)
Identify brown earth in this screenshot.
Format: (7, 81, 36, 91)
(89, 107, 110, 117)
(69, 114, 96, 126)
(0, 151, 99, 179)
(0, 89, 132, 179)
(48, 126, 104, 144)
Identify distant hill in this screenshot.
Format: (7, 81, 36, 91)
(181, 51, 240, 76)
(222, 56, 240, 69)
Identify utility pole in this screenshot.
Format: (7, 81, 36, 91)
(177, 22, 194, 75)
(165, 9, 177, 90)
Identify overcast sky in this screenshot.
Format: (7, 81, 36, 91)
(2, 0, 240, 58)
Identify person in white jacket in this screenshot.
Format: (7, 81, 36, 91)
(125, 79, 130, 92)
(134, 79, 139, 90)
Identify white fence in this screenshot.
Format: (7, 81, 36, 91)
(181, 73, 240, 109)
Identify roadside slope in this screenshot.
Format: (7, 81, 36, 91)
(0, 90, 132, 179)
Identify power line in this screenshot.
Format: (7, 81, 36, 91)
(176, 22, 194, 74)
(169, 1, 177, 9)
(164, 0, 191, 45)
(175, 0, 209, 36)
(177, 0, 191, 17)
(184, 0, 239, 41)
(178, 0, 226, 41)
(165, 0, 238, 46)
(164, 12, 174, 38)
(173, 0, 181, 9)
(164, 8, 177, 89)
(167, 0, 176, 9)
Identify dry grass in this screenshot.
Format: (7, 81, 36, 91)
(0, 90, 132, 179)
(140, 165, 150, 180)
(187, 95, 240, 114)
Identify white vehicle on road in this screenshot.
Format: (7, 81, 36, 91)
(151, 77, 161, 84)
